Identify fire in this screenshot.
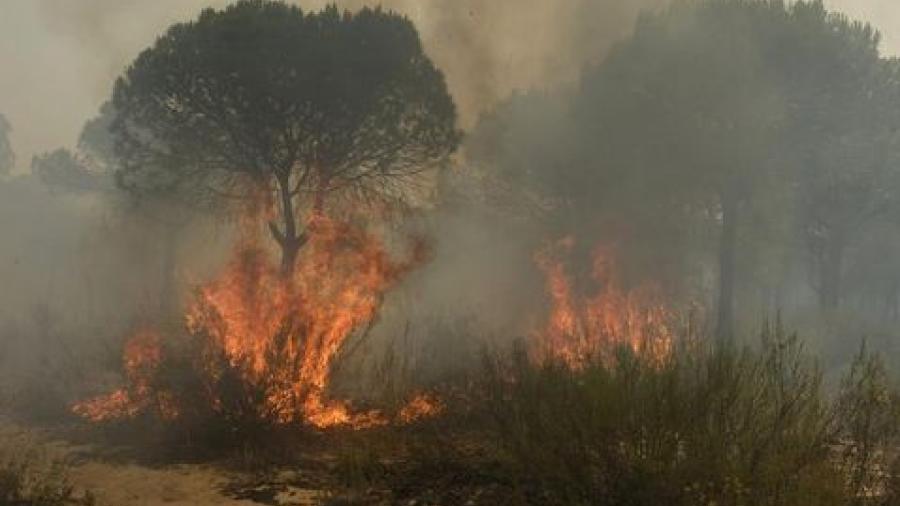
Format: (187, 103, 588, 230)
(397, 392, 444, 424)
(74, 212, 435, 429)
(73, 329, 178, 422)
(75, 215, 669, 428)
(185, 213, 427, 427)
(532, 237, 672, 368)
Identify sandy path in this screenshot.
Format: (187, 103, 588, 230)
(70, 460, 258, 506)
(0, 418, 331, 505)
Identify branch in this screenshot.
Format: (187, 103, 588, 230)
(268, 221, 286, 246)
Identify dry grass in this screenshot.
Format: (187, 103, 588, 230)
(0, 431, 94, 506)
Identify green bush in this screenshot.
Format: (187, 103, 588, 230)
(484, 322, 900, 505)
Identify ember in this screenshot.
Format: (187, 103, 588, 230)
(398, 392, 445, 424)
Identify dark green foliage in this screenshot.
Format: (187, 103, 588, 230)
(76, 102, 116, 170)
(31, 103, 116, 195)
(111, 0, 460, 270)
(31, 150, 104, 194)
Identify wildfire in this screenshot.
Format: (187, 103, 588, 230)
(397, 392, 444, 424)
(185, 213, 428, 427)
(74, 212, 437, 429)
(74, 214, 672, 429)
(73, 329, 178, 422)
(532, 237, 672, 369)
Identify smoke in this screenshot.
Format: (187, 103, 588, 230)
(3, 0, 899, 165)
(332, 0, 667, 127)
(0, 0, 668, 314)
(2, 0, 900, 413)
(0, 0, 669, 169)
(5, 0, 897, 165)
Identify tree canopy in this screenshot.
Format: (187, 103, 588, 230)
(469, 0, 900, 337)
(779, 9, 900, 311)
(111, 0, 460, 272)
(31, 104, 114, 194)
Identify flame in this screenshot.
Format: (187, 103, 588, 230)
(73, 329, 179, 422)
(75, 212, 433, 429)
(185, 213, 426, 427)
(532, 237, 672, 369)
(397, 392, 445, 424)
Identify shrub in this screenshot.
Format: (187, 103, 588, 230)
(834, 345, 900, 505)
(0, 434, 94, 506)
(483, 322, 899, 505)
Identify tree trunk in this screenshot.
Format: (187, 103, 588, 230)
(271, 173, 304, 276)
(159, 225, 178, 318)
(716, 191, 738, 342)
(159, 223, 182, 319)
(280, 236, 302, 276)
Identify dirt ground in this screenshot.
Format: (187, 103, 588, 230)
(0, 414, 515, 506)
(0, 420, 333, 506)
(70, 461, 260, 506)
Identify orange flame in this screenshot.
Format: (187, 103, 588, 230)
(73, 329, 179, 422)
(185, 214, 426, 427)
(398, 392, 445, 424)
(533, 237, 672, 368)
(75, 212, 433, 429)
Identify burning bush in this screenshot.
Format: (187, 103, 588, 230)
(73, 213, 440, 437)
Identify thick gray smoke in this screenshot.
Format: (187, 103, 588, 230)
(0, 0, 674, 389)
(1, 0, 900, 408)
(2, 0, 896, 164)
(2, 0, 670, 166)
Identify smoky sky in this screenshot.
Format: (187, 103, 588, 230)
(0, 0, 898, 172)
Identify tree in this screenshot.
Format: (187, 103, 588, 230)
(467, 89, 713, 300)
(777, 6, 900, 312)
(78, 101, 117, 172)
(32, 101, 116, 194)
(111, 1, 459, 274)
(574, 0, 793, 339)
(31, 150, 105, 193)
(0, 113, 14, 175)
(465, 91, 578, 223)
